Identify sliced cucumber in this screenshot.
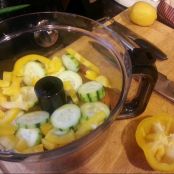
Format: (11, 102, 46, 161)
(16, 128, 41, 147)
(78, 81, 105, 102)
(81, 102, 110, 119)
(23, 61, 45, 86)
(52, 128, 69, 136)
(51, 104, 81, 130)
(62, 54, 80, 72)
(57, 70, 82, 91)
(16, 111, 49, 128)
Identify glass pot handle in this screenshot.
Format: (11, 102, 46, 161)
(117, 48, 158, 119)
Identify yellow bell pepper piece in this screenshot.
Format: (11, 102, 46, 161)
(0, 108, 21, 125)
(96, 75, 111, 88)
(3, 71, 12, 82)
(40, 122, 53, 136)
(42, 138, 57, 150)
(0, 93, 7, 104)
(22, 144, 44, 154)
(0, 80, 10, 88)
(63, 81, 79, 104)
(45, 130, 75, 146)
(47, 56, 64, 74)
(76, 111, 106, 139)
(0, 125, 17, 136)
(13, 54, 50, 76)
(84, 70, 98, 81)
(66, 48, 100, 74)
(15, 139, 29, 152)
(75, 121, 91, 139)
(2, 86, 20, 96)
(0, 71, 12, 88)
(135, 114, 174, 172)
(2, 76, 22, 96)
(0, 135, 18, 150)
(31, 76, 40, 86)
(0, 110, 5, 119)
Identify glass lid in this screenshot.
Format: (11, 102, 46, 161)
(0, 12, 127, 157)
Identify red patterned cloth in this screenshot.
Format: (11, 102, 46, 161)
(157, 0, 174, 28)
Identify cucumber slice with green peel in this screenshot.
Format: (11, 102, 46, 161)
(52, 128, 69, 136)
(51, 104, 81, 130)
(57, 70, 82, 91)
(80, 102, 110, 119)
(23, 61, 45, 86)
(78, 81, 105, 102)
(16, 128, 41, 147)
(62, 54, 80, 72)
(16, 111, 49, 128)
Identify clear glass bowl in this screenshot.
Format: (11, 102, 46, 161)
(0, 12, 157, 172)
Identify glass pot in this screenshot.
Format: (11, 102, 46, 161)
(0, 12, 157, 172)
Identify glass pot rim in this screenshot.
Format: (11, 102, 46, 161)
(0, 11, 129, 162)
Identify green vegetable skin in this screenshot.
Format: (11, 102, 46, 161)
(16, 111, 49, 128)
(57, 70, 82, 91)
(0, 4, 30, 15)
(81, 102, 110, 119)
(51, 104, 81, 130)
(62, 54, 80, 72)
(78, 81, 105, 102)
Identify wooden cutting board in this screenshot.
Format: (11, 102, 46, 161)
(1, 10, 174, 173)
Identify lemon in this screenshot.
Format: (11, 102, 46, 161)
(129, 1, 157, 27)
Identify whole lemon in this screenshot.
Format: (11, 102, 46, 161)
(129, 1, 157, 27)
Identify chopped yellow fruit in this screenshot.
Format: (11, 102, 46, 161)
(22, 144, 44, 153)
(96, 75, 111, 88)
(2, 76, 22, 96)
(3, 71, 12, 82)
(0, 108, 21, 125)
(2, 86, 20, 96)
(76, 111, 106, 139)
(31, 76, 40, 86)
(85, 70, 98, 80)
(63, 81, 79, 104)
(0, 125, 17, 136)
(0, 72, 12, 88)
(0, 135, 18, 150)
(40, 123, 53, 136)
(45, 130, 75, 146)
(66, 48, 100, 74)
(47, 56, 64, 74)
(0, 93, 7, 104)
(0, 80, 10, 88)
(0, 110, 5, 119)
(15, 139, 28, 152)
(42, 138, 57, 150)
(75, 121, 92, 139)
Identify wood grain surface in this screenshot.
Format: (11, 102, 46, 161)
(1, 10, 174, 173)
